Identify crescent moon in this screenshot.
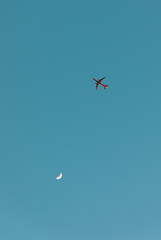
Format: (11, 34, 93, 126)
(56, 172, 62, 180)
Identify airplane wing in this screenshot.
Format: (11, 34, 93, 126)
(98, 77, 106, 83)
(93, 78, 97, 82)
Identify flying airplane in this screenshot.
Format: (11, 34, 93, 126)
(92, 77, 108, 90)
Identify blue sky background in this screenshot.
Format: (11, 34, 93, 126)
(0, 0, 161, 239)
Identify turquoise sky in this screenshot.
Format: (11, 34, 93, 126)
(0, 0, 161, 239)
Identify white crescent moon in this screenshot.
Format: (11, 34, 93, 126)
(56, 172, 62, 180)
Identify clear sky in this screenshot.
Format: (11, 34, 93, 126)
(0, 0, 161, 239)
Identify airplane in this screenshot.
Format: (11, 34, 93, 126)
(92, 77, 108, 90)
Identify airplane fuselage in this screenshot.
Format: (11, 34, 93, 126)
(97, 82, 107, 88)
